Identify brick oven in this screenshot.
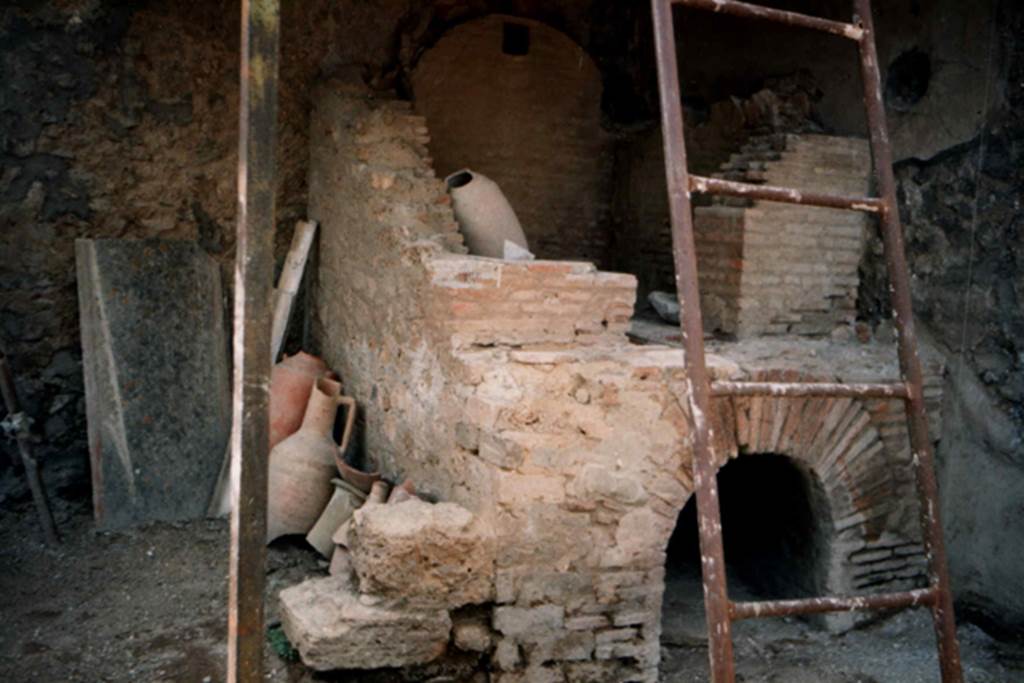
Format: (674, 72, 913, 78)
(277, 76, 946, 682)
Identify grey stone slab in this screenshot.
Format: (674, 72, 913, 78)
(76, 239, 229, 529)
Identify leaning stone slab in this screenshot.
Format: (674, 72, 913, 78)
(350, 498, 495, 608)
(75, 239, 229, 529)
(279, 575, 451, 671)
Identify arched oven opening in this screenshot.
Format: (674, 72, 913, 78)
(663, 454, 835, 644)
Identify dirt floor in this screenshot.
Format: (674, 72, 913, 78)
(1, 495, 1022, 682)
(661, 565, 1024, 682)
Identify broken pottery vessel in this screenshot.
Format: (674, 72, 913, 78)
(445, 169, 529, 259)
(306, 478, 366, 558)
(336, 458, 382, 494)
(270, 351, 332, 449)
(267, 377, 343, 543)
(387, 479, 416, 504)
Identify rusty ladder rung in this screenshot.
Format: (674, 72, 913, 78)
(730, 587, 937, 621)
(710, 380, 909, 399)
(672, 0, 864, 41)
(690, 175, 886, 213)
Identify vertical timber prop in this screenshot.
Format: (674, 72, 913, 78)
(228, 1, 280, 682)
(0, 346, 59, 546)
(852, 0, 963, 677)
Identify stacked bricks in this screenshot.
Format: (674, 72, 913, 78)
(695, 133, 872, 337)
(426, 257, 636, 350)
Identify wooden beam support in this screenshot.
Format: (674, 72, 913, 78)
(227, 1, 280, 682)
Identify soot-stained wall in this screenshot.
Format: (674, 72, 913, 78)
(858, 0, 1024, 635)
(0, 0, 638, 497)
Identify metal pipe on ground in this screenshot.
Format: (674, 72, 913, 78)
(0, 347, 59, 546)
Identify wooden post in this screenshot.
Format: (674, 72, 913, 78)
(228, 1, 280, 682)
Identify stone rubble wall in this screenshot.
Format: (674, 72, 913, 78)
(309, 83, 938, 680)
(695, 134, 872, 338)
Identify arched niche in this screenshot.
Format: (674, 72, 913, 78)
(663, 388, 928, 635)
(411, 14, 612, 264)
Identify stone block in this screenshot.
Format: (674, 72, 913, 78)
(565, 661, 636, 683)
(279, 575, 451, 671)
(493, 605, 564, 640)
(571, 464, 647, 507)
(494, 637, 522, 671)
(452, 614, 493, 653)
(539, 630, 595, 662)
(595, 628, 637, 645)
(75, 239, 229, 529)
(565, 615, 610, 631)
(517, 572, 592, 611)
(479, 432, 526, 469)
(497, 473, 566, 505)
(350, 498, 495, 608)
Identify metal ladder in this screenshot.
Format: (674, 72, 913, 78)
(649, 1, 963, 681)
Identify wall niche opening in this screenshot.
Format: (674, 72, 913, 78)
(662, 454, 835, 642)
(502, 22, 530, 56)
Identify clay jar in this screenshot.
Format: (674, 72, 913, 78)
(270, 351, 331, 450)
(445, 169, 529, 259)
(267, 377, 343, 543)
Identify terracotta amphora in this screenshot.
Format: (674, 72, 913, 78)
(269, 351, 331, 450)
(267, 377, 344, 543)
(445, 169, 530, 259)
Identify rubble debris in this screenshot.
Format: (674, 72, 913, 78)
(306, 478, 366, 558)
(648, 290, 681, 323)
(386, 479, 415, 504)
(349, 498, 495, 609)
(280, 575, 452, 671)
(329, 546, 353, 577)
(452, 613, 493, 653)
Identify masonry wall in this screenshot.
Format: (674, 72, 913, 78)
(412, 15, 612, 264)
(610, 77, 824, 300)
(695, 134, 871, 337)
(310, 83, 687, 680)
(309, 84, 945, 678)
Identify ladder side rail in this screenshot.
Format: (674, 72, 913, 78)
(853, 1, 963, 680)
(650, 1, 736, 681)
